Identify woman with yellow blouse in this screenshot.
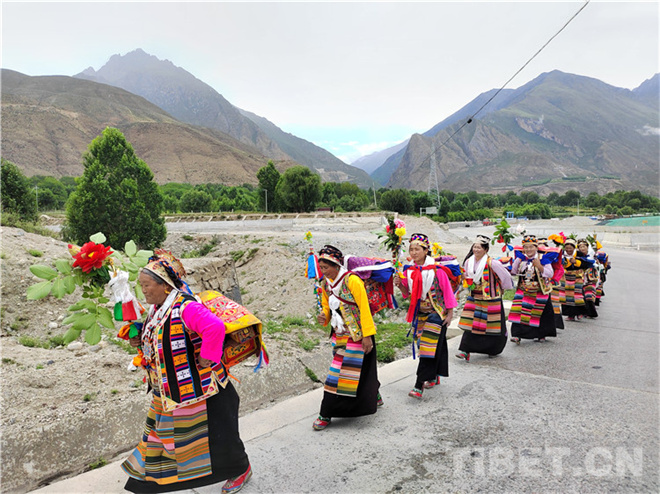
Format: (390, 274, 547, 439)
(313, 245, 381, 431)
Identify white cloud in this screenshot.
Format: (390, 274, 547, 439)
(639, 125, 660, 136)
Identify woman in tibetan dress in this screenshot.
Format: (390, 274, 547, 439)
(539, 237, 565, 331)
(595, 250, 611, 305)
(508, 235, 557, 343)
(561, 239, 591, 321)
(313, 245, 380, 431)
(577, 239, 599, 319)
(394, 233, 458, 399)
(456, 235, 513, 362)
(123, 250, 251, 494)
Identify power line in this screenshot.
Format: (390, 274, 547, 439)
(423, 0, 591, 179)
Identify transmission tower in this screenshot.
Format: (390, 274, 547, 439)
(427, 143, 441, 209)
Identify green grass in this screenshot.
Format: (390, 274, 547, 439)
(107, 336, 138, 355)
(304, 366, 320, 382)
(502, 289, 516, 301)
(18, 335, 41, 348)
(282, 316, 306, 327)
(297, 334, 319, 351)
(36, 363, 44, 370)
(182, 234, 194, 241)
(374, 322, 412, 363)
(181, 236, 220, 258)
(2, 358, 16, 365)
(83, 393, 97, 402)
(88, 458, 107, 470)
(111, 389, 119, 395)
(28, 249, 43, 257)
(230, 250, 245, 262)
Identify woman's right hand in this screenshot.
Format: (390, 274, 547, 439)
(129, 336, 142, 348)
(317, 313, 327, 325)
(393, 275, 402, 289)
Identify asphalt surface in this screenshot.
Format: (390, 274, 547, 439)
(31, 248, 659, 494)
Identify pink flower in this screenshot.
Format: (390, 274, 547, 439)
(394, 219, 405, 229)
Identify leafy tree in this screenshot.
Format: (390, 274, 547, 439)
(180, 190, 213, 212)
(412, 191, 434, 212)
(257, 160, 281, 212)
(558, 190, 580, 207)
(1, 159, 37, 222)
(65, 127, 166, 250)
(162, 195, 180, 213)
(275, 166, 322, 212)
(438, 196, 450, 217)
(30, 175, 69, 210)
(380, 189, 414, 214)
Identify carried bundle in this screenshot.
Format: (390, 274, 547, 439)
(435, 254, 463, 294)
(344, 255, 398, 314)
(511, 244, 562, 294)
(196, 290, 269, 371)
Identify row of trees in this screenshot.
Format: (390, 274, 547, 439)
(3, 127, 659, 249)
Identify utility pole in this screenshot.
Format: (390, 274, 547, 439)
(373, 185, 378, 209)
(577, 198, 580, 217)
(264, 189, 268, 214)
(35, 185, 39, 211)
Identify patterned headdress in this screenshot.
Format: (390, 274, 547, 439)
(143, 249, 187, 288)
(537, 237, 549, 246)
(577, 238, 589, 247)
(522, 235, 538, 245)
(564, 238, 577, 247)
(474, 234, 491, 244)
(318, 245, 344, 266)
(409, 233, 430, 250)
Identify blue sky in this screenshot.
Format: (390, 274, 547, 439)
(2, 1, 658, 165)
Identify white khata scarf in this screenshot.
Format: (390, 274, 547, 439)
(327, 267, 349, 330)
(465, 255, 488, 284)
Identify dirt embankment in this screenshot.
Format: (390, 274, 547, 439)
(0, 216, 469, 493)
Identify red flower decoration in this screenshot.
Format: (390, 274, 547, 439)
(72, 241, 113, 273)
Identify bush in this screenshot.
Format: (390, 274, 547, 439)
(65, 128, 166, 250)
(380, 189, 414, 214)
(1, 159, 37, 222)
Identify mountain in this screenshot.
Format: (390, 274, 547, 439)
(1, 69, 295, 184)
(381, 71, 659, 195)
(632, 73, 659, 111)
(74, 49, 373, 187)
(239, 109, 375, 187)
(351, 140, 409, 176)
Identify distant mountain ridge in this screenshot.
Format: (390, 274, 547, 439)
(374, 70, 659, 196)
(1, 69, 296, 184)
(75, 49, 373, 187)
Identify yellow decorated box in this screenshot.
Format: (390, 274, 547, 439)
(198, 290, 268, 370)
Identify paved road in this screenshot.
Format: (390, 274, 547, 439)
(33, 248, 659, 493)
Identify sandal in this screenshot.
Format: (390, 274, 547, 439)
(222, 464, 252, 493)
(455, 352, 470, 362)
(408, 387, 423, 399)
(313, 415, 331, 431)
(510, 337, 521, 345)
(535, 337, 546, 342)
(376, 393, 384, 407)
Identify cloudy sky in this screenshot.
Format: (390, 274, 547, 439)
(3, 1, 658, 164)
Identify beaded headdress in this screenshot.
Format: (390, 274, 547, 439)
(143, 249, 186, 288)
(318, 245, 344, 266)
(522, 235, 538, 245)
(409, 233, 430, 249)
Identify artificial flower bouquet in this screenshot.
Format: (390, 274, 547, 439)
(377, 216, 406, 270)
(27, 232, 152, 345)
